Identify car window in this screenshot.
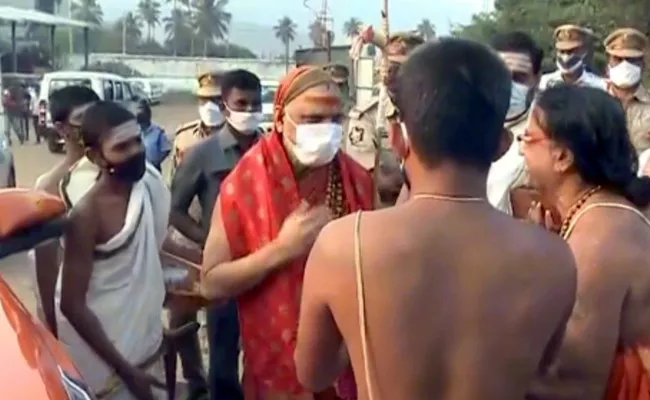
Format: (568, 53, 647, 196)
(114, 81, 124, 101)
(123, 82, 133, 99)
(49, 79, 92, 93)
(103, 80, 114, 101)
(261, 89, 275, 103)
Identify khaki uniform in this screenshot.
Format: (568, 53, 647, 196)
(170, 71, 224, 178)
(344, 96, 399, 172)
(604, 28, 650, 153)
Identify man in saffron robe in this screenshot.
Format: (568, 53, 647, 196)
(200, 65, 374, 399)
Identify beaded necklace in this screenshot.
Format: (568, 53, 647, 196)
(558, 186, 601, 238)
(325, 162, 347, 218)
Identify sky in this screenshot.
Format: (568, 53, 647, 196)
(99, 0, 491, 36)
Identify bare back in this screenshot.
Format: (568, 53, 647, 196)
(325, 200, 577, 400)
(564, 201, 650, 362)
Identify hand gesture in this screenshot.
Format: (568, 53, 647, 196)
(122, 366, 166, 400)
(276, 200, 332, 260)
(527, 201, 559, 233)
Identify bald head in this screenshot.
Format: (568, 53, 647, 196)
(394, 37, 511, 171)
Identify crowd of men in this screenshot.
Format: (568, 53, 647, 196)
(26, 20, 650, 400)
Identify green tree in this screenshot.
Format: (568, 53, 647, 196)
(71, 0, 104, 25)
(453, 0, 650, 75)
(274, 16, 297, 71)
(193, 0, 232, 57)
(164, 9, 192, 56)
(114, 12, 143, 53)
(343, 17, 362, 38)
(416, 19, 436, 40)
(309, 20, 334, 48)
(138, 0, 162, 41)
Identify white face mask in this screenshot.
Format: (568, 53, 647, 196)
(285, 122, 343, 167)
(226, 108, 262, 135)
(609, 61, 642, 89)
(507, 81, 531, 120)
(198, 101, 224, 127)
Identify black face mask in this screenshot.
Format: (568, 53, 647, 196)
(107, 151, 146, 183)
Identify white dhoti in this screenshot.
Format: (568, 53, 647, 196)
(55, 164, 170, 398)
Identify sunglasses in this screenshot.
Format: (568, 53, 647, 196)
(517, 129, 549, 145)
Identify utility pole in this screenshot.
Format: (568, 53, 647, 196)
(122, 13, 127, 55)
(319, 0, 332, 62)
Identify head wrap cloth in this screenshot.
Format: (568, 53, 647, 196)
(273, 66, 333, 130)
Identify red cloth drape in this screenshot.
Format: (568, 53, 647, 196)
(606, 347, 650, 400)
(219, 130, 373, 398)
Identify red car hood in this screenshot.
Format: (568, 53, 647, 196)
(0, 277, 79, 399)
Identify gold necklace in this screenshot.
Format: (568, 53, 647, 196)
(411, 193, 485, 202)
(558, 185, 601, 238)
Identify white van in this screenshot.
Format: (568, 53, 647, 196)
(127, 78, 163, 105)
(37, 71, 143, 153)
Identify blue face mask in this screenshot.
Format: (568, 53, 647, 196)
(556, 53, 584, 74)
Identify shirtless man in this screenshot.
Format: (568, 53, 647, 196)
(32, 85, 99, 336)
(59, 101, 168, 400)
(295, 38, 577, 400)
(523, 86, 650, 399)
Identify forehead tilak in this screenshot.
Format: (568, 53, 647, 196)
(105, 120, 140, 144)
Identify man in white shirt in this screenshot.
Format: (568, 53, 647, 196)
(539, 24, 607, 92)
(487, 31, 543, 217)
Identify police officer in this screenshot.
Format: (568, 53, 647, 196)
(345, 29, 424, 206)
(172, 71, 226, 175)
(604, 28, 650, 153)
(168, 70, 225, 400)
(324, 63, 354, 114)
(539, 24, 607, 91)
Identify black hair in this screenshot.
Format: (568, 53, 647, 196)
(536, 85, 650, 208)
(490, 31, 544, 75)
(221, 69, 261, 99)
(393, 37, 511, 171)
(49, 86, 100, 124)
(80, 101, 135, 149)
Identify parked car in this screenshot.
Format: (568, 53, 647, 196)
(0, 191, 94, 399)
(260, 84, 278, 134)
(126, 78, 163, 105)
(37, 71, 144, 154)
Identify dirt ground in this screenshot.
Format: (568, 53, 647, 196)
(0, 102, 201, 396)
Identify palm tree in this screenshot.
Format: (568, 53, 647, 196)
(309, 20, 333, 48)
(138, 0, 162, 41)
(115, 12, 143, 53)
(164, 8, 191, 55)
(193, 0, 232, 57)
(343, 17, 362, 39)
(416, 19, 436, 40)
(274, 16, 297, 72)
(71, 0, 103, 25)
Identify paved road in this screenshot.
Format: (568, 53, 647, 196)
(0, 102, 200, 396)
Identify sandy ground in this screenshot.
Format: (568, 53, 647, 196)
(0, 102, 202, 397)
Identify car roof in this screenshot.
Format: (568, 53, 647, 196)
(42, 71, 125, 80)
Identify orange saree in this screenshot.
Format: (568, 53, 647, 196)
(606, 347, 650, 400)
(220, 131, 373, 399)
